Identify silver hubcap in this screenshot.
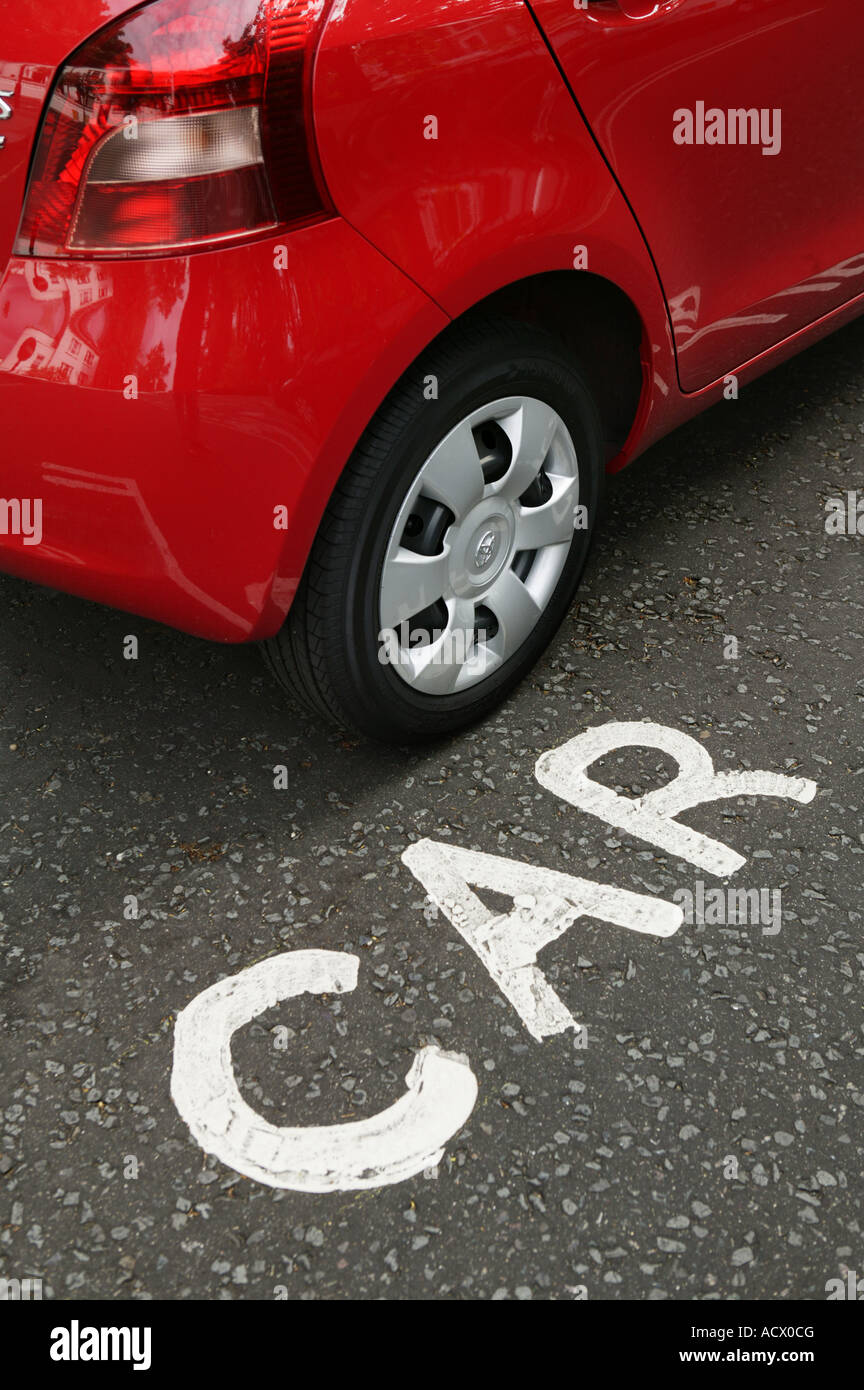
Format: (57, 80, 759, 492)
(378, 395, 581, 694)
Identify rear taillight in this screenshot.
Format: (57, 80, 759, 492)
(15, 0, 333, 258)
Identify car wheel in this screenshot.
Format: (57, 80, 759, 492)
(262, 315, 605, 743)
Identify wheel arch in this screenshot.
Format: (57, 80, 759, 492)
(458, 270, 646, 466)
(261, 266, 651, 639)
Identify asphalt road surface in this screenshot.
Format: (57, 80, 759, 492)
(1, 315, 863, 1302)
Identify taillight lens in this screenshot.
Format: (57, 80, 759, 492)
(15, 0, 333, 258)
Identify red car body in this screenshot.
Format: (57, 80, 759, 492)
(1, 0, 863, 643)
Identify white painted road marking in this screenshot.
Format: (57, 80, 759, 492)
(402, 840, 682, 1041)
(170, 949, 478, 1193)
(171, 723, 818, 1193)
(535, 720, 817, 877)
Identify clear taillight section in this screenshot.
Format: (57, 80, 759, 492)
(15, 0, 333, 258)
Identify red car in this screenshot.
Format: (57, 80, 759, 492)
(2, 0, 862, 740)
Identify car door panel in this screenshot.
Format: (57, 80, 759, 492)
(530, 0, 864, 390)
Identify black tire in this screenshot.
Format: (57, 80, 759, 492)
(262, 315, 605, 743)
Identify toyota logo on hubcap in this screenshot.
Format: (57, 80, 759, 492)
(474, 530, 498, 569)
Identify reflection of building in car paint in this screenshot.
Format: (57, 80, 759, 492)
(19, 64, 48, 101)
(671, 253, 864, 367)
(25, 259, 113, 307)
(0, 260, 110, 383)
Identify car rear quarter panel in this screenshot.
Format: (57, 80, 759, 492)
(312, 0, 679, 454)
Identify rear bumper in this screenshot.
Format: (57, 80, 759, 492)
(0, 219, 447, 641)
